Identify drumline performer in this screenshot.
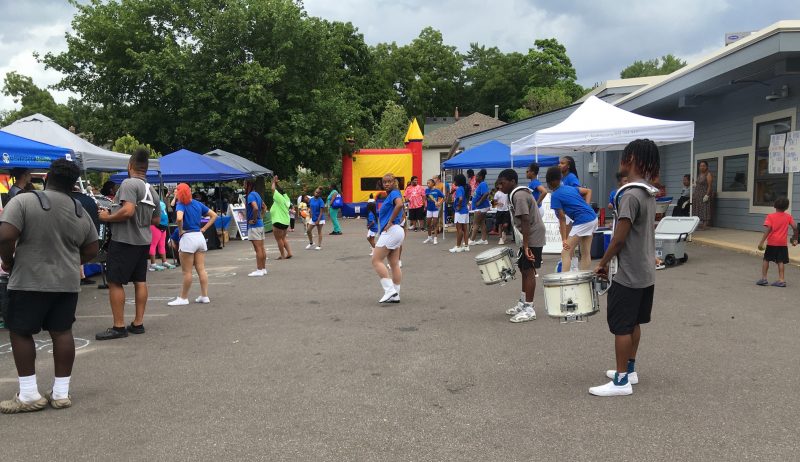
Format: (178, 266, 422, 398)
(591, 139, 660, 396)
(496, 169, 546, 323)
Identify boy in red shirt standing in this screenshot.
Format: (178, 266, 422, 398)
(757, 197, 798, 287)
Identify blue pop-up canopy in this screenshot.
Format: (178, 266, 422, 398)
(442, 140, 559, 169)
(0, 131, 72, 169)
(110, 148, 251, 183)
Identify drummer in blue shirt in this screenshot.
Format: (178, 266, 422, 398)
(547, 166, 598, 272)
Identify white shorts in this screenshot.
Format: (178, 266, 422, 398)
(454, 213, 469, 224)
(565, 215, 574, 225)
(310, 220, 326, 226)
(426, 210, 439, 219)
(538, 206, 545, 217)
(367, 230, 377, 238)
(568, 219, 598, 237)
(179, 231, 207, 254)
(247, 227, 264, 241)
(473, 207, 490, 214)
(375, 224, 404, 249)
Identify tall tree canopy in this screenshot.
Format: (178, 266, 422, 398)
(620, 54, 687, 79)
(1, 71, 74, 127)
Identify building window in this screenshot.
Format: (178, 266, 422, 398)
(439, 152, 449, 166)
(753, 117, 791, 206)
(721, 154, 748, 192)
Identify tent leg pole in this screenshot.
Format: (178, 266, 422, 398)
(689, 141, 694, 217)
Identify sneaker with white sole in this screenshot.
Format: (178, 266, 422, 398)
(498, 238, 505, 245)
(606, 370, 638, 384)
(195, 296, 211, 304)
(167, 297, 189, 306)
(462, 246, 470, 252)
(589, 380, 633, 396)
(449, 246, 462, 253)
(423, 237, 432, 244)
(305, 244, 314, 250)
(477, 239, 489, 245)
(385, 293, 400, 303)
(433, 237, 438, 245)
(248, 269, 266, 277)
(315, 246, 322, 251)
(510, 309, 536, 323)
(468, 239, 478, 246)
(379, 290, 399, 303)
(369, 250, 374, 256)
(162, 262, 176, 269)
(505, 301, 524, 315)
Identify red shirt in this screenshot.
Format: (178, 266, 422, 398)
(764, 212, 795, 247)
(405, 184, 426, 209)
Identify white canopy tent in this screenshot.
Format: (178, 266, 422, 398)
(1, 113, 160, 172)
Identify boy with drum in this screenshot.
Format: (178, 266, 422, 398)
(496, 169, 546, 323)
(592, 139, 660, 397)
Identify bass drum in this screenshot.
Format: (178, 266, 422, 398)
(542, 270, 600, 323)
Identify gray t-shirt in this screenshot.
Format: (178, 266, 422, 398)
(614, 186, 655, 288)
(110, 177, 160, 246)
(1, 191, 98, 292)
(510, 187, 546, 248)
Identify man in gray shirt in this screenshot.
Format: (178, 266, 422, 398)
(496, 168, 546, 324)
(0, 159, 98, 413)
(593, 139, 660, 397)
(96, 148, 160, 341)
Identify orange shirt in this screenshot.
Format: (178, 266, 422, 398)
(764, 212, 795, 247)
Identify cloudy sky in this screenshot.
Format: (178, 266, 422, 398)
(1, 0, 797, 111)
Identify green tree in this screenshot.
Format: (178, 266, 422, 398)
(366, 101, 408, 148)
(620, 54, 687, 78)
(42, 0, 371, 177)
(1, 71, 73, 127)
(112, 134, 160, 158)
(508, 85, 575, 121)
(462, 44, 528, 118)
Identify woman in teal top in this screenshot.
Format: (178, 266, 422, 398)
(327, 184, 342, 235)
(270, 175, 293, 259)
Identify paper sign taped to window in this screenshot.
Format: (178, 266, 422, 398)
(768, 133, 786, 174)
(784, 131, 800, 173)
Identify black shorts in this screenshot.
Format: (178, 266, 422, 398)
(764, 245, 789, 264)
(495, 211, 511, 226)
(607, 283, 654, 335)
(106, 241, 150, 285)
(517, 247, 543, 270)
(6, 290, 79, 335)
(409, 207, 425, 221)
(273, 222, 289, 230)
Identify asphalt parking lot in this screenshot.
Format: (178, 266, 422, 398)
(2, 219, 799, 461)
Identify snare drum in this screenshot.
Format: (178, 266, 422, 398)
(542, 270, 600, 322)
(474, 247, 516, 285)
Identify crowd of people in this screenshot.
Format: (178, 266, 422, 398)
(1, 138, 798, 414)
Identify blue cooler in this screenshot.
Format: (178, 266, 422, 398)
(591, 227, 611, 259)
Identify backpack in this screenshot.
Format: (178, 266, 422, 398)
(31, 190, 84, 218)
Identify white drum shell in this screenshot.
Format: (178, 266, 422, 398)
(542, 271, 599, 321)
(475, 247, 516, 285)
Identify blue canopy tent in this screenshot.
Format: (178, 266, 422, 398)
(0, 131, 72, 169)
(110, 149, 251, 183)
(442, 140, 559, 169)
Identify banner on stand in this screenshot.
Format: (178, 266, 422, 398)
(229, 204, 248, 240)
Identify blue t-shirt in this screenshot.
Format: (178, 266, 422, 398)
(246, 191, 263, 228)
(309, 197, 325, 222)
(528, 179, 543, 202)
(159, 200, 168, 226)
(550, 185, 596, 225)
(454, 186, 468, 214)
(379, 189, 403, 231)
(367, 211, 378, 232)
(562, 172, 580, 188)
(609, 188, 625, 207)
(176, 200, 210, 232)
(425, 188, 444, 212)
(472, 181, 490, 209)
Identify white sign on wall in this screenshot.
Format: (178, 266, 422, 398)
(541, 194, 563, 254)
(768, 133, 787, 174)
(784, 131, 800, 173)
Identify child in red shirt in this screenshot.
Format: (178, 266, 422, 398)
(757, 197, 798, 287)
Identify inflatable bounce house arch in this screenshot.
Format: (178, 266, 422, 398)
(340, 119, 424, 217)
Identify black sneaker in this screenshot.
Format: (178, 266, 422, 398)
(95, 327, 128, 341)
(126, 323, 145, 335)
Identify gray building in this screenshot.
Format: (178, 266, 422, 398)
(453, 21, 800, 231)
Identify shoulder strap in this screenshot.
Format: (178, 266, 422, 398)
(613, 182, 658, 210)
(31, 190, 84, 218)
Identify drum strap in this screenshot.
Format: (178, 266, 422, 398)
(605, 181, 659, 286)
(507, 186, 533, 245)
(31, 190, 84, 218)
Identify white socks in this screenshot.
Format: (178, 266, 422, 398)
(18, 374, 42, 403)
(393, 284, 401, 295)
(52, 376, 71, 400)
(380, 278, 394, 294)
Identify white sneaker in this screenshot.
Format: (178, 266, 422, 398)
(449, 246, 462, 253)
(423, 237, 432, 244)
(478, 239, 489, 245)
(248, 269, 266, 277)
(468, 239, 478, 246)
(167, 297, 189, 306)
(509, 309, 536, 323)
(589, 380, 633, 396)
(315, 246, 322, 251)
(606, 370, 639, 384)
(505, 301, 524, 315)
(385, 293, 400, 303)
(369, 250, 374, 256)
(399, 260, 402, 268)
(379, 290, 398, 303)
(498, 238, 505, 245)
(433, 237, 438, 245)
(462, 246, 470, 252)
(195, 296, 211, 304)
(305, 244, 314, 250)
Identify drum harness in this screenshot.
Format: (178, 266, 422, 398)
(599, 181, 659, 295)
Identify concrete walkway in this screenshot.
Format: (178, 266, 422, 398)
(691, 227, 800, 265)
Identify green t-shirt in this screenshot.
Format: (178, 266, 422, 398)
(270, 190, 291, 226)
